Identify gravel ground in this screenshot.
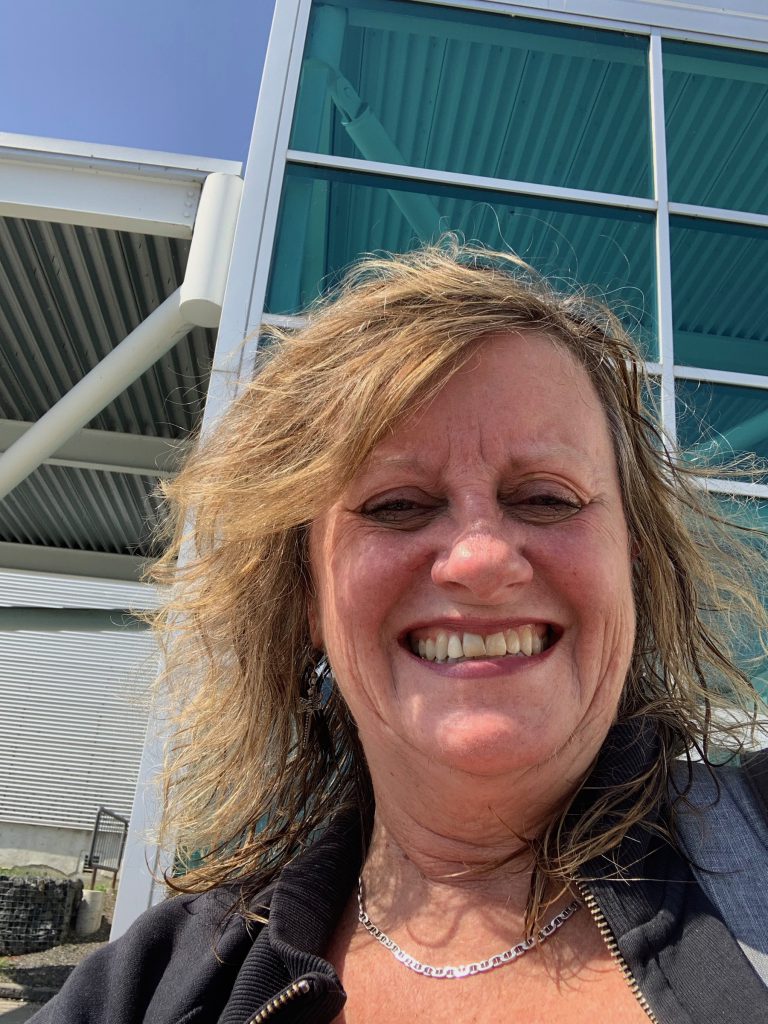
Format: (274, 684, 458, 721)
(0, 1000, 46, 1021)
(0, 893, 115, 999)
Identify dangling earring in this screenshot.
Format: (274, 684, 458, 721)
(300, 654, 329, 712)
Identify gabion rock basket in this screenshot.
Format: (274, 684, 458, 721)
(0, 875, 83, 955)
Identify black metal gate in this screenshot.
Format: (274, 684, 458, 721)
(85, 807, 129, 890)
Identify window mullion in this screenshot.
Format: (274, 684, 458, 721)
(649, 31, 676, 448)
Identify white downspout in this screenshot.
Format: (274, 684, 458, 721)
(179, 172, 243, 328)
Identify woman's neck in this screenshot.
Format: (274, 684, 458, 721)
(365, 751, 584, 875)
(360, 776, 570, 927)
(363, 810, 536, 909)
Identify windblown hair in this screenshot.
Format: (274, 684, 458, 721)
(151, 239, 768, 930)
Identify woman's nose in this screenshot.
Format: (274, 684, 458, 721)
(431, 523, 533, 600)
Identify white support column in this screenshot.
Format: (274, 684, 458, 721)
(213, 0, 313, 383)
(0, 291, 192, 501)
(0, 165, 243, 500)
(112, 0, 310, 935)
(649, 32, 677, 447)
(110, 710, 168, 939)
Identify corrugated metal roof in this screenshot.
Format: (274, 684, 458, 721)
(677, 378, 768, 466)
(0, 465, 165, 557)
(670, 216, 768, 352)
(0, 217, 215, 437)
(0, 215, 216, 563)
(268, 165, 657, 353)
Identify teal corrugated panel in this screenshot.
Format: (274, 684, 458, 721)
(266, 165, 656, 354)
(293, 0, 651, 197)
(664, 39, 768, 213)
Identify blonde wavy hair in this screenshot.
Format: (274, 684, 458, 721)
(152, 240, 768, 929)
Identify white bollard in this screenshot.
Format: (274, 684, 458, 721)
(75, 889, 105, 937)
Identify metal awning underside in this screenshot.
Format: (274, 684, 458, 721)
(0, 219, 214, 558)
(0, 136, 241, 579)
(0, 220, 215, 435)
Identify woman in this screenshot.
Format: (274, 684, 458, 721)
(33, 242, 768, 1023)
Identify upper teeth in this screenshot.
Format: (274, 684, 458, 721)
(411, 625, 548, 662)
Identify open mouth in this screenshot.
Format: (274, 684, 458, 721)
(407, 623, 556, 664)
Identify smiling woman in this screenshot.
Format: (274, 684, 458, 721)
(30, 241, 768, 1023)
(307, 333, 636, 789)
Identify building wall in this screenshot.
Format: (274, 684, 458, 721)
(0, 569, 158, 869)
(0, 822, 91, 875)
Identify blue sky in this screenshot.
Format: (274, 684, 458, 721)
(0, 0, 276, 163)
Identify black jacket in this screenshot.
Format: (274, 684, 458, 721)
(31, 724, 768, 1023)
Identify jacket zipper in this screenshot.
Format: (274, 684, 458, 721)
(574, 880, 659, 1023)
(248, 978, 311, 1023)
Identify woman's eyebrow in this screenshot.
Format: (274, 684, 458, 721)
(369, 445, 600, 474)
(374, 454, 431, 472)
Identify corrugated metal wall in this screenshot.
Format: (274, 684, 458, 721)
(0, 570, 158, 831)
(0, 569, 160, 610)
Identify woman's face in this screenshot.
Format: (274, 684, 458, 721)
(308, 333, 636, 780)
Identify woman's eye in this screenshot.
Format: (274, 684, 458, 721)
(508, 493, 584, 522)
(361, 498, 440, 526)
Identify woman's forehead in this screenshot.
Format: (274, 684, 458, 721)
(352, 333, 615, 485)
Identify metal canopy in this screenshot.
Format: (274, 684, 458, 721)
(0, 135, 242, 580)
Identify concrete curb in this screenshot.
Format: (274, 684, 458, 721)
(0, 982, 57, 1004)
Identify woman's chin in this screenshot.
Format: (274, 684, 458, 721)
(419, 712, 566, 778)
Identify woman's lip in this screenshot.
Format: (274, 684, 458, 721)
(400, 619, 559, 640)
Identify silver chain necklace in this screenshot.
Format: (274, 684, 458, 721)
(357, 878, 581, 979)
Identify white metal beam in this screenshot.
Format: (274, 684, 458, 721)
(649, 32, 677, 448)
(0, 163, 244, 495)
(0, 291, 192, 500)
(0, 542, 148, 581)
(112, 0, 307, 944)
(699, 478, 768, 499)
(262, 313, 309, 330)
(286, 150, 658, 212)
(0, 155, 200, 240)
(211, 0, 313, 383)
(111, 703, 167, 938)
(0, 133, 242, 240)
(668, 203, 768, 230)
(0, 132, 241, 174)
(0, 420, 182, 477)
(417, 1, 768, 47)
(673, 366, 768, 392)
